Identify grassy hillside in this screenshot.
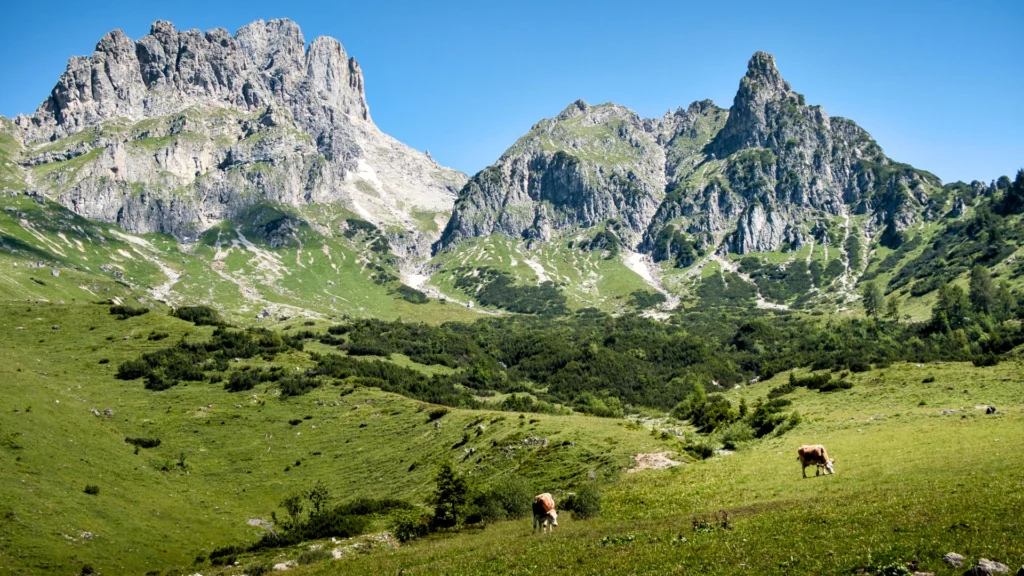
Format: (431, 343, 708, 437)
(290, 361, 1024, 576)
(0, 302, 672, 574)
(0, 194, 482, 325)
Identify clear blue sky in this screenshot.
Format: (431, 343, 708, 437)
(1, 0, 1021, 183)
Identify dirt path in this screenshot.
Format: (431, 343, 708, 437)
(627, 452, 682, 473)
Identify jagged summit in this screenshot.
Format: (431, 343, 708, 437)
(17, 19, 371, 144)
(440, 50, 939, 258)
(5, 19, 466, 254)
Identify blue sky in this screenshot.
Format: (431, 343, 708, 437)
(1, 0, 1021, 183)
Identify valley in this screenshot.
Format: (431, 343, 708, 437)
(0, 15, 1022, 576)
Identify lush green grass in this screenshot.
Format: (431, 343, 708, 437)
(290, 361, 1024, 575)
(0, 302, 672, 575)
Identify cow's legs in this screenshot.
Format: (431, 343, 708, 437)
(802, 463, 807, 478)
(815, 466, 820, 476)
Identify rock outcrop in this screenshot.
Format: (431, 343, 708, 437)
(10, 19, 465, 253)
(439, 51, 942, 259)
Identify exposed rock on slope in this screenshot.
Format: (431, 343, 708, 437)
(9, 19, 465, 253)
(439, 52, 941, 260)
(438, 101, 668, 250)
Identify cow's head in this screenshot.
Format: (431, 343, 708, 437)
(825, 458, 835, 474)
(549, 510, 558, 527)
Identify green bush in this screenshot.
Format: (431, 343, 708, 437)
(83, 484, 100, 495)
(125, 437, 161, 449)
(563, 484, 601, 519)
(718, 421, 755, 449)
(110, 305, 149, 319)
(392, 510, 431, 542)
(171, 305, 223, 326)
(683, 440, 715, 460)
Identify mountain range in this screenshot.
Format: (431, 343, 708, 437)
(0, 19, 1020, 321)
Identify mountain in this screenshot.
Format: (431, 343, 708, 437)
(440, 52, 939, 258)
(428, 51, 1023, 316)
(6, 19, 465, 257)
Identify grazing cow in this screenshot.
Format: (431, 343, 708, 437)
(797, 445, 835, 477)
(532, 493, 558, 533)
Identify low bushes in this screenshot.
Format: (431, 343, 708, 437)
(110, 305, 149, 320)
(562, 484, 601, 519)
(125, 437, 161, 449)
(171, 305, 224, 326)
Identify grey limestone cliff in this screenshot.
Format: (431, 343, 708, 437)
(440, 51, 941, 260)
(9, 19, 465, 253)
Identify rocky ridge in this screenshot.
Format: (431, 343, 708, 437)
(6, 19, 465, 255)
(438, 52, 941, 260)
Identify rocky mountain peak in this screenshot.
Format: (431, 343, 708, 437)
(7, 18, 465, 257)
(744, 51, 790, 93)
(15, 18, 370, 143)
(709, 51, 797, 158)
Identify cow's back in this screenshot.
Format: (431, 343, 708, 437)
(797, 445, 826, 464)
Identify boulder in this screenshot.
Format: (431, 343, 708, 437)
(945, 553, 966, 568)
(964, 559, 1011, 575)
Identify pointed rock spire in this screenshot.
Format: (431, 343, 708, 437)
(709, 51, 795, 157)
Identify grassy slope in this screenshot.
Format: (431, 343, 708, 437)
(295, 361, 1024, 576)
(0, 194, 482, 325)
(429, 236, 651, 313)
(0, 303, 672, 575)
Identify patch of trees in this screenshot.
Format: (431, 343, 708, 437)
(308, 299, 1022, 416)
(627, 290, 666, 310)
(579, 230, 621, 258)
(651, 226, 699, 268)
(116, 327, 306, 391)
(393, 284, 428, 304)
(888, 203, 1022, 296)
(453, 266, 568, 315)
(171, 305, 224, 326)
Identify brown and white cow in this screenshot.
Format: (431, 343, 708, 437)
(797, 445, 835, 477)
(532, 493, 558, 533)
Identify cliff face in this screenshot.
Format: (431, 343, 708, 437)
(440, 52, 940, 259)
(10, 19, 465, 252)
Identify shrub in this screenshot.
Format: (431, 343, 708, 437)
(297, 548, 332, 565)
(110, 305, 148, 319)
(148, 331, 169, 341)
(427, 407, 449, 422)
(125, 437, 161, 449)
(767, 382, 795, 399)
(172, 306, 223, 326)
(562, 483, 601, 519)
(83, 484, 100, 495)
(683, 440, 714, 460)
(209, 545, 244, 561)
(972, 353, 999, 367)
(392, 510, 431, 542)
(488, 475, 534, 519)
(922, 375, 936, 383)
(225, 370, 261, 392)
(98, 359, 109, 365)
(80, 565, 96, 576)
(719, 421, 755, 449)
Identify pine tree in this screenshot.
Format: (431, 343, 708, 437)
(933, 283, 972, 330)
(885, 295, 900, 322)
(861, 281, 883, 320)
(994, 282, 1016, 322)
(432, 462, 469, 528)
(969, 265, 996, 315)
